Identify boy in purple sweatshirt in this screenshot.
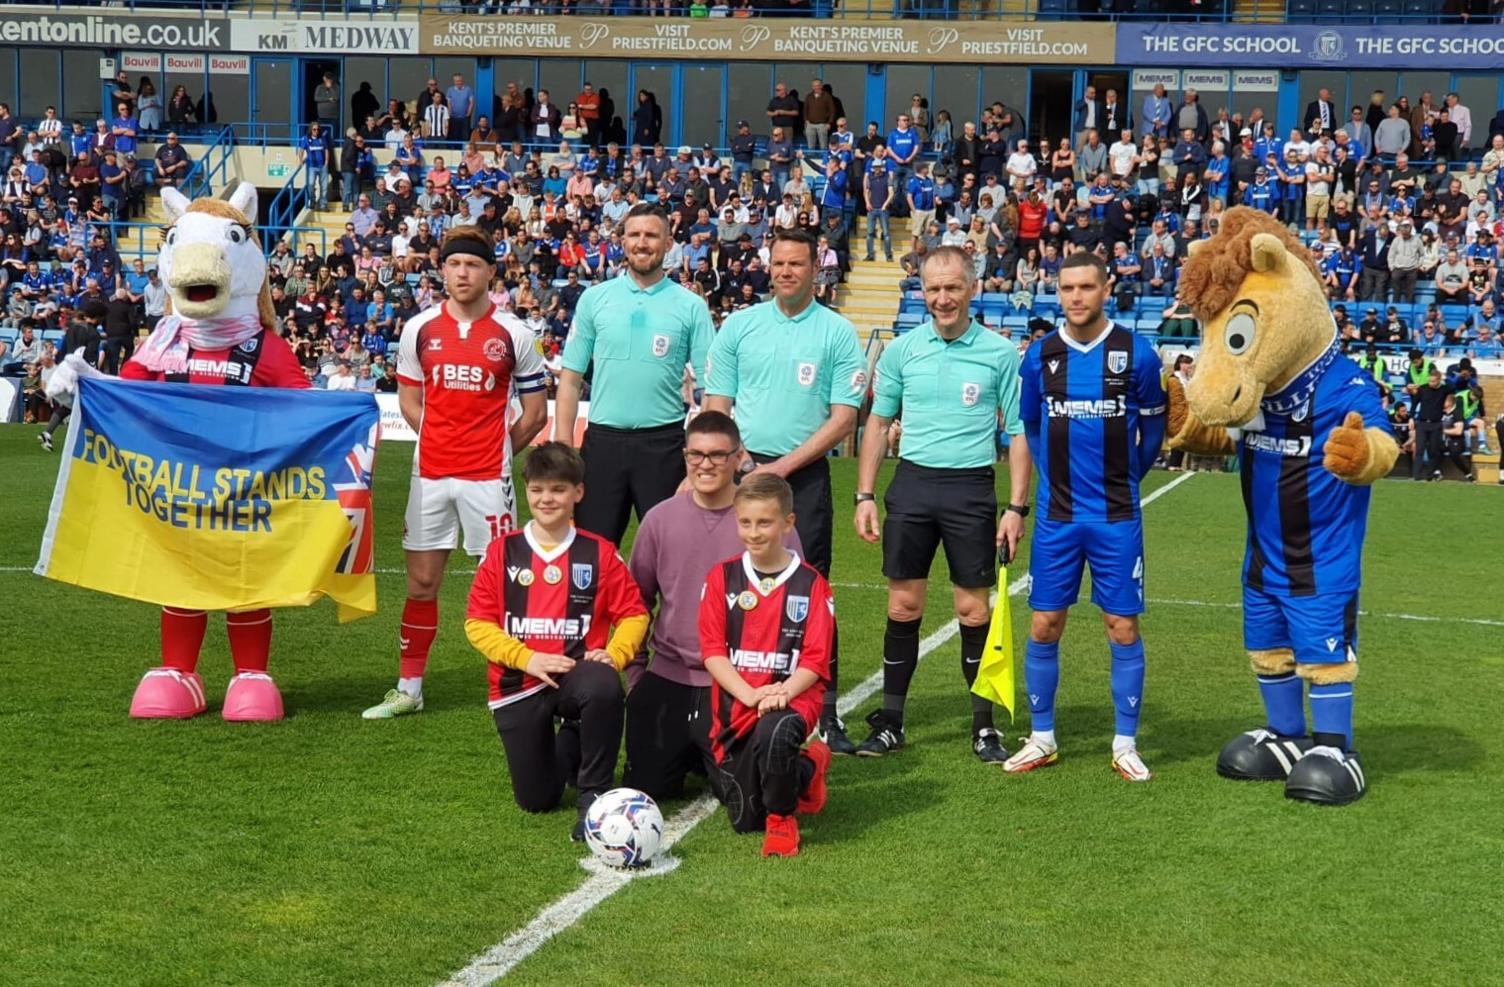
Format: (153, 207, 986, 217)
(623, 411, 801, 800)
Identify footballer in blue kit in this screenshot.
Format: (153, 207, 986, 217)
(1009, 252, 1167, 783)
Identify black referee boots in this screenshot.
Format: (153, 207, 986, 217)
(818, 714, 858, 756)
(854, 710, 905, 757)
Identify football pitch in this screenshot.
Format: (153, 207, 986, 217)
(2, 426, 1502, 987)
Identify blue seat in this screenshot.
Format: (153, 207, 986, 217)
(1440, 303, 1468, 324)
(1287, 0, 1316, 18)
(0, 328, 18, 348)
(42, 330, 63, 346)
(1374, 0, 1401, 13)
(1345, 0, 1374, 17)
(1403, 0, 1434, 18)
(979, 292, 1010, 307)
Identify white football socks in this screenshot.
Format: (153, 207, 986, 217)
(397, 677, 423, 700)
(1112, 734, 1136, 756)
(1031, 730, 1058, 750)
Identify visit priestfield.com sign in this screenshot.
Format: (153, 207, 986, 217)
(419, 15, 1113, 63)
(1118, 23, 1504, 69)
(0, 8, 417, 55)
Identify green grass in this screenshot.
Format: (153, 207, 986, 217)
(1, 426, 1501, 986)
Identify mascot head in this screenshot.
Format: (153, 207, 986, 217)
(158, 181, 275, 332)
(1177, 207, 1336, 427)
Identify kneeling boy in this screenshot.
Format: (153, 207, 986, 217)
(466, 443, 650, 840)
(698, 474, 834, 858)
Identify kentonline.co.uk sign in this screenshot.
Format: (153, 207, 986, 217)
(0, 11, 418, 55)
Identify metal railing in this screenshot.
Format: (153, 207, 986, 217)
(113, 218, 327, 259)
(180, 125, 238, 201)
(266, 161, 310, 238)
(0, 0, 1481, 23)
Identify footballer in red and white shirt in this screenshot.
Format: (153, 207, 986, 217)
(363, 228, 547, 721)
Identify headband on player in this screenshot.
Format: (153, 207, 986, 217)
(439, 238, 495, 264)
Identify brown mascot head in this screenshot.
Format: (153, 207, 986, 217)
(1176, 207, 1336, 427)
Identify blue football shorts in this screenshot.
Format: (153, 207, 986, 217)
(1028, 516, 1145, 616)
(1243, 586, 1359, 666)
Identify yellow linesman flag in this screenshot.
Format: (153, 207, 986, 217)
(969, 566, 1015, 720)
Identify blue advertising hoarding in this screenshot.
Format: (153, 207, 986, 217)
(1117, 23, 1504, 70)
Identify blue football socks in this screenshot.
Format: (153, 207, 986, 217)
(1257, 671, 1307, 737)
(1024, 638, 1060, 733)
(1109, 639, 1146, 738)
(1309, 680, 1355, 750)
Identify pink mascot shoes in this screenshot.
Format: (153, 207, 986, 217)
(129, 668, 209, 719)
(222, 672, 286, 722)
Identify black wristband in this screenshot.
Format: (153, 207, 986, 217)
(1004, 503, 1030, 518)
(854, 492, 876, 505)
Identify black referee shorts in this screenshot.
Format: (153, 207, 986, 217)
(881, 460, 997, 588)
(622, 670, 714, 801)
(577, 421, 686, 546)
(749, 452, 833, 575)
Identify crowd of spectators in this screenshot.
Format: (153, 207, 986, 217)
(2, 71, 1500, 472)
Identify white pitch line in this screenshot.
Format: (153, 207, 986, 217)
(436, 582, 1027, 987)
(1149, 597, 1504, 629)
(437, 477, 1207, 985)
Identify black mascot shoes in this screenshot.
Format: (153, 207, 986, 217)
(1284, 746, 1367, 806)
(1216, 729, 1315, 781)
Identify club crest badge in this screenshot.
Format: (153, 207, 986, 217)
(572, 563, 594, 589)
(785, 595, 809, 622)
(483, 337, 507, 362)
(543, 565, 563, 585)
(737, 591, 759, 611)
(1108, 350, 1128, 374)
(961, 382, 981, 407)
(797, 362, 817, 387)
(652, 334, 670, 358)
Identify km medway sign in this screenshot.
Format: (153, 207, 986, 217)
(229, 18, 418, 55)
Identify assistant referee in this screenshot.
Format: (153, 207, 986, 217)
(703, 227, 866, 754)
(852, 244, 1032, 764)
(556, 203, 715, 545)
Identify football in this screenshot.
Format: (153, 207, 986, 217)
(583, 788, 664, 869)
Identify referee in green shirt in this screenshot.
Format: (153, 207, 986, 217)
(704, 227, 867, 753)
(851, 244, 1032, 764)
(556, 203, 715, 544)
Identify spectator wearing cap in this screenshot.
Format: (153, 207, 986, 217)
(1388, 219, 1423, 302)
(729, 120, 757, 185)
(154, 132, 189, 189)
(98, 150, 124, 219)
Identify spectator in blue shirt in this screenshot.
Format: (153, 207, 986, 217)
(1203, 143, 1230, 205)
(110, 105, 138, 156)
(886, 114, 920, 209)
(1172, 128, 1207, 178)
(445, 74, 473, 142)
(1246, 168, 1278, 214)
(298, 122, 331, 211)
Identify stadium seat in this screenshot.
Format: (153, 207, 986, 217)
(41, 330, 63, 347)
(1345, 0, 1374, 18)
(1440, 304, 1468, 324)
(1287, 0, 1316, 18)
(1403, 0, 1434, 18)
(1374, 0, 1401, 13)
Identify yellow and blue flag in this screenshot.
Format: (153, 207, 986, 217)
(35, 378, 381, 621)
(969, 566, 1016, 721)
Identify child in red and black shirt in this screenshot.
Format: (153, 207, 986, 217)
(466, 443, 649, 841)
(698, 474, 834, 858)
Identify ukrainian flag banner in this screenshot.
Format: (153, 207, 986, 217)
(35, 378, 381, 621)
(969, 566, 1016, 721)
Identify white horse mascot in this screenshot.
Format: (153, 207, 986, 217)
(49, 180, 312, 721)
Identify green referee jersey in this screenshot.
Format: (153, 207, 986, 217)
(561, 274, 715, 428)
(706, 298, 866, 456)
(871, 319, 1024, 469)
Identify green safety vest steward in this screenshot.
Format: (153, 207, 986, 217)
(1455, 388, 1480, 420)
(706, 297, 865, 456)
(1408, 361, 1434, 388)
(561, 274, 715, 429)
(870, 319, 1023, 470)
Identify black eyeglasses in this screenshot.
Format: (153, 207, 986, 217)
(684, 449, 735, 466)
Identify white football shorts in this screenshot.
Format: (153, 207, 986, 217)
(402, 474, 517, 557)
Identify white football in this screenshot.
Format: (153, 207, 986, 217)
(584, 788, 664, 868)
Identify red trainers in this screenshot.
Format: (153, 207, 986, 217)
(796, 740, 831, 815)
(761, 813, 800, 858)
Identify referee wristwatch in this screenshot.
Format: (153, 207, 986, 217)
(1003, 503, 1030, 518)
(854, 492, 876, 505)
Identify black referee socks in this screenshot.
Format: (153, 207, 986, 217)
(880, 617, 923, 729)
(959, 622, 995, 733)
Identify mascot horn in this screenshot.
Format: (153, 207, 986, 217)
(52, 181, 313, 721)
(1168, 207, 1397, 806)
